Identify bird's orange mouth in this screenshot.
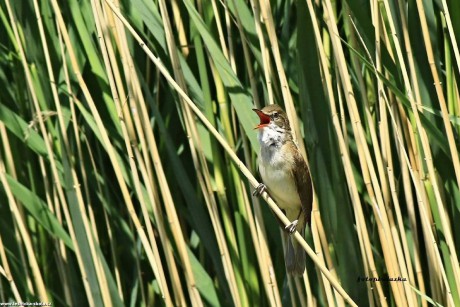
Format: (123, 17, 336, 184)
(253, 109, 270, 129)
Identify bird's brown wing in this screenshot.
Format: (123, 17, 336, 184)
(291, 145, 313, 226)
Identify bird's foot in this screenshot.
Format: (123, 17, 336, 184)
(252, 183, 267, 197)
(285, 220, 298, 234)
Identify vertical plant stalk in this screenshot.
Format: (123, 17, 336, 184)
(441, 0, 460, 124)
(4, 0, 92, 303)
(392, 2, 431, 301)
(360, 12, 453, 305)
(258, 0, 306, 157)
(172, 0, 189, 56)
(191, 17, 247, 307)
(311, 222, 335, 306)
(370, 4, 420, 302)
(230, 0, 261, 109)
(380, 1, 455, 304)
(304, 0, 387, 304)
(1, 117, 36, 298)
(93, 1, 176, 306)
(0, 127, 22, 304)
(36, 0, 116, 305)
(208, 53, 243, 263)
(0, 171, 48, 302)
(249, 0, 274, 107)
(103, 1, 188, 303)
(347, 14, 417, 306)
(194, 2, 252, 303)
(158, 0, 215, 305)
(210, 0, 230, 59)
(414, 1, 460, 300)
(317, 218, 346, 306)
(50, 0, 173, 304)
(56, 20, 96, 305)
(103, 1, 184, 303)
(322, 0, 408, 305)
(3, 123, 40, 301)
(415, 0, 460, 190)
(222, 1, 282, 304)
(0, 207, 24, 302)
(441, 0, 460, 76)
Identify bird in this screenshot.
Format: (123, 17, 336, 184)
(252, 104, 313, 276)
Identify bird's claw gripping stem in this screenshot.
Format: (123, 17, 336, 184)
(285, 220, 298, 234)
(252, 183, 267, 197)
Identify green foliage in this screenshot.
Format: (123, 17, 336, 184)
(0, 0, 459, 306)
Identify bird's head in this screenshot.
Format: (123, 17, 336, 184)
(253, 104, 291, 132)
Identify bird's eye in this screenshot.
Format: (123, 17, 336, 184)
(272, 112, 279, 120)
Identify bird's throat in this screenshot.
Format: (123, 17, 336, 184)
(257, 125, 289, 148)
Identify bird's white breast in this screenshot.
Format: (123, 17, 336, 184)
(258, 127, 301, 217)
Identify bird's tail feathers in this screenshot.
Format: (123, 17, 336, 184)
(285, 219, 306, 276)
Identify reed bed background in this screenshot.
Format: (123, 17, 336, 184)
(0, 0, 459, 306)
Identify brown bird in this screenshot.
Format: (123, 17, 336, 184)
(252, 104, 313, 275)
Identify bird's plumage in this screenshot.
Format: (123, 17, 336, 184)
(254, 104, 312, 275)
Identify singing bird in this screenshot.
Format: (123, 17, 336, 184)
(252, 104, 313, 275)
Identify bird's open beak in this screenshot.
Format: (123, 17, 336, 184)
(253, 109, 271, 129)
